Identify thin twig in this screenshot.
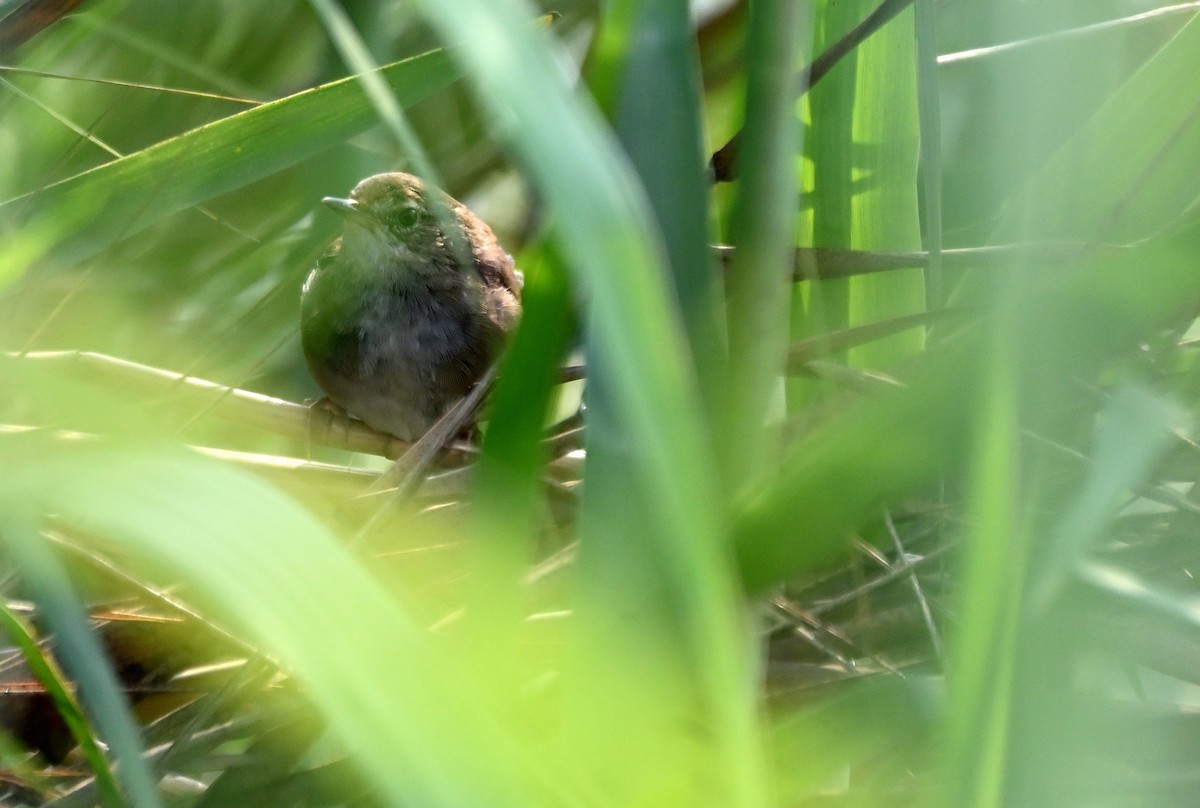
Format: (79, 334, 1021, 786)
(884, 508, 944, 662)
(713, 241, 1130, 281)
(12, 350, 412, 458)
(807, 541, 954, 618)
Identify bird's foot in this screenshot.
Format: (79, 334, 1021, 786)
(304, 396, 354, 446)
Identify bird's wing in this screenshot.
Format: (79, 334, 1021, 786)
(473, 252, 523, 298)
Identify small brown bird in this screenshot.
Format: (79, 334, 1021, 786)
(301, 172, 522, 441)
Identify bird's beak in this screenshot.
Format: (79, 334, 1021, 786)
(322, 196, 376, 228)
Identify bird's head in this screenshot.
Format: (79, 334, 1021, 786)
(323, 172, 462, 279)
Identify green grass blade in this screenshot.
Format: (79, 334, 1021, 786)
(1032, 385, 1187, 609)
(0, 600, 126, 808)
(721, 0, 808, 487)
(772, 677, 940, 803)
(914, 0, 944, 308)
(1, 47, 459, 271)
(846, 3, 923, 368)
(996, 12, 1200, 244)
(590, 0, 726, 409)
(0, 440, 561, 806)
(736, 243, 1199, 591)
(0, 511, 162, 808)
(466, 247, 575, 683)
(405, 1, 765, 804)
(804, 0, 862, 334)
(940, 312, 1024, 808)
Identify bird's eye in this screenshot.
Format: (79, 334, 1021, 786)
(395, 206, 421, 229)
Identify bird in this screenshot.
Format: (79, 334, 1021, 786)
(300, 172, 522, 441)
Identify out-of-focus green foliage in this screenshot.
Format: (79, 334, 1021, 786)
(2, 1, 1200, 806)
